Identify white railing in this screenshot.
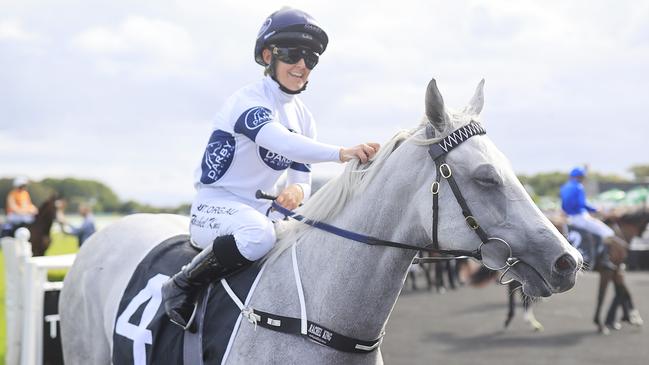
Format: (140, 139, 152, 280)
(1, 228, 76, 365)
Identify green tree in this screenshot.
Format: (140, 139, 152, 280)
(629, 164, 649, 181)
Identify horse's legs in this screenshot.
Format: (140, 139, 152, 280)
(522, 290, 544, 332)
(504, 281, 516, 328)
(408, 270, 417, 291)
(434, 262, 445, 293)
(455, 258, 467, 285)
(595, 270, 613, 334)
(446, 260, 457, 290)
(612, 271, 644, 326)
(422, 253, 434, 291)
(605, 280, 623, 329)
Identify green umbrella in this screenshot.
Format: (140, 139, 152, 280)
(596, 189, 626, 202)
(624, 186, 649, 205)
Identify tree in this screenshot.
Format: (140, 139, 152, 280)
(629, 164, 649, 181)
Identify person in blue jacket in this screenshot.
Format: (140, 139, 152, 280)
(561, 167, 643, 330)
(560, 167, 615, 239)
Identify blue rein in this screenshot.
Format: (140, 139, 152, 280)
(270, 200, 480, 259)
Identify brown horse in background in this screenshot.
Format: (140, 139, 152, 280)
(1, 194, 60, 256)
(555, 212, 646, 334)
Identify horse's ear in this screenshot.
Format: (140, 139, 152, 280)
(463, 78, 485, 116)
(425, 78, 449, 130)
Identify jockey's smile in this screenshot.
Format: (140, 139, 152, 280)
(262, 48, 312, 92)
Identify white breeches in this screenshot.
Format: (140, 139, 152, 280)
(6, 213, 35, 225)
(189, 188, 276, 261)
(567, 212, 614, 238)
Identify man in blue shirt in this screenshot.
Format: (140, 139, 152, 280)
(61, 203, 96, 247)
(560, 166, 627, 273)
(560, 167, 614, 238)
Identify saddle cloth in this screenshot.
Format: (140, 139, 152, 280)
(566, 225, 612, 270)
(112, 234, 261, 365)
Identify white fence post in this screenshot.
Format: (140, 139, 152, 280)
(1, 228, 32, 365)
(1, 228, 75, 365)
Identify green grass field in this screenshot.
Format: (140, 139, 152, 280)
(0, 232, 79, 364)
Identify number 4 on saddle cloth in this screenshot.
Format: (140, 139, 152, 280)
(566, 226, 618, 271)
(112, 235, 261, 365)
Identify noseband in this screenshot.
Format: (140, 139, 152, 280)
(266, 120, 520, 283)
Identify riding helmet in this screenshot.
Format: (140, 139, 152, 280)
(254, 7, 329, 66)
(570, 167, 586, 178)
(13, 176, 29, 187)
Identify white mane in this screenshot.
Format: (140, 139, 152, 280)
(266, 110, 478, 263)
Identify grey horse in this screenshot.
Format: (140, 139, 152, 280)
(60, 78, 582, 364)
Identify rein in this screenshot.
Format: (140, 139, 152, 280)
(269, 201, 480, 260)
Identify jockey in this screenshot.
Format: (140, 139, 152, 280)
(560, 167, 626, 269)
(161, 7, 380, 329)
(560, 167, 614, 238)
(5, 176, 38, 226)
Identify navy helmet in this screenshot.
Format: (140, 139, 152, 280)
(254, 7, 329, 66)
(570, 167, 586, 178)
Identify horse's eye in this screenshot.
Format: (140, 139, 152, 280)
(475, 176, 500, 187)
(473, 164, 501, 187)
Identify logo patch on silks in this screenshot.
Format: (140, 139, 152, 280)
(258, 147, 293, 170)
(243, 107, 273, 130)
(200, 130, 236, 184)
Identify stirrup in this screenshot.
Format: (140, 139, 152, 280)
(169, 301, 199, 333)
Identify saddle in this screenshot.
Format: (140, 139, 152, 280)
(0, 222, 27, 238)
(112, 235, 261, 365)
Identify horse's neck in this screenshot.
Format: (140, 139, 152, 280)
(288, 181, 428, 340)
(35, 203, 55, 228)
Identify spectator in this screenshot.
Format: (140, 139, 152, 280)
(60, 203, 96, 246)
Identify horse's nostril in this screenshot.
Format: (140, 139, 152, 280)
(554, 254, 576, 274)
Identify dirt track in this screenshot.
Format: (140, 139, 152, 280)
(382, 271, 648, 365)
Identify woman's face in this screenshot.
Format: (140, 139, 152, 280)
(263, 48, 311, 92)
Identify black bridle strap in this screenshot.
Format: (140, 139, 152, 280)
(437, 156, 490, 243)
(431, 161, 442, 249)
(427, 122, 489, 249)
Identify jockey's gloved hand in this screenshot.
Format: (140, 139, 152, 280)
(276, 184, 304, 210)
(339, 143, 380, 163)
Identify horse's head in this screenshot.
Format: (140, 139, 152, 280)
(37, 194, 61, 220)
(405, 78, 582, 297)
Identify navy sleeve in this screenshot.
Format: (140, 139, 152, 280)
(289, 162, 312, 173)
(233, 106, 274, 141)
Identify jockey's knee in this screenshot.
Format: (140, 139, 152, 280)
(234, 220, 276, 261)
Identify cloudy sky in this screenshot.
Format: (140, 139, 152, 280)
(1, 0, 648, 205)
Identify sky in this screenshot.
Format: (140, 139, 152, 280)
(1, 0, 648, 206)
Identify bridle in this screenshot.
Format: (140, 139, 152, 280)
(423, 121, 520, 282)
(263, 120, 521, 283)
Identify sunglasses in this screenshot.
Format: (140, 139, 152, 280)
(272, 46, 320, 70)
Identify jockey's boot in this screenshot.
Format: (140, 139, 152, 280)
(161, 235, 252, 330)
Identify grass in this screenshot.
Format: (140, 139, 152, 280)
(0, 232, 79, 364)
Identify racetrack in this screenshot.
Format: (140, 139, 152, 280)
(382, 271, 648, 365)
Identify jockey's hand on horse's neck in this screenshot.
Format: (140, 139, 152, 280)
(276, 184, 304, 210)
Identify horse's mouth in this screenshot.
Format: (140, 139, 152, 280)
(504, 260, 553, 298)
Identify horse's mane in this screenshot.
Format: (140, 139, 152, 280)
(266, 111, 476, 263)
